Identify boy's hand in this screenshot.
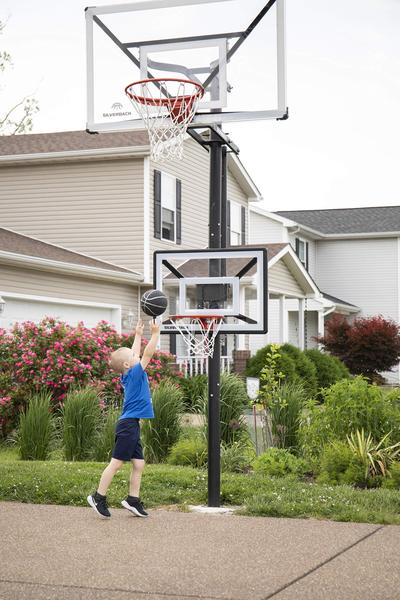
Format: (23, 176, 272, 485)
(135, 320, 144, 336)
(150, 319, 160, 336)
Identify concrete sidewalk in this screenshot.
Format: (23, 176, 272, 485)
(0, 502, 399, 600)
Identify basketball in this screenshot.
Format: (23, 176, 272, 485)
(141, 289, 168, 317)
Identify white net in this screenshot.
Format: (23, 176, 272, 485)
(125, 78, 204, 161)
(171, 316, 223, 358)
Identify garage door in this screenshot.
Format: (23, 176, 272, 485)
(0, 294, 121, 331)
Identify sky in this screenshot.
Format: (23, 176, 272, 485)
(1, 0, 400, 212)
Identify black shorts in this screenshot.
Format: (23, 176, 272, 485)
(112, 418, 144, 461)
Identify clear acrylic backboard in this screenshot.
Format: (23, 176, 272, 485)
(85, 0, 287, 133)
(153, 247, 268, 335)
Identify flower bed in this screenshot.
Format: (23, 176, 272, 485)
(0, 317, 182, 438)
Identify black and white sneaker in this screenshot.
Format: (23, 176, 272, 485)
(121, 496, 148, 517)
(87, 491, 111, 518)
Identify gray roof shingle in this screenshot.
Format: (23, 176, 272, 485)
(0, 227, 136, 273)
(165, 244, 288, 279)
(322, 292, 358, 308)
(275, 206, 400, 234)
(0, 130, 149, 157)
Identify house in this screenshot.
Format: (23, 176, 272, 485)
(250, 204, 400, 383)
(0, 130, 327, 373)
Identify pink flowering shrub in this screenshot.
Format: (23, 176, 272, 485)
(0, 317, 182, 438)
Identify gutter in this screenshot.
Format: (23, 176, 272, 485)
(0, 145, 150, 165)
(0, 250, 143, 284)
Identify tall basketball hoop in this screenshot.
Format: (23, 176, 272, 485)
(125, 78, 204, 161)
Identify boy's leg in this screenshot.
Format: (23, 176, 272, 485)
(87, 458, 124, 518)
(129, 458, 145, 497)
(97, 458, 124, 496)
(121, 459, 148, 517)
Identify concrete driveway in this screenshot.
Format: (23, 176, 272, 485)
(0, 502, 399, 599)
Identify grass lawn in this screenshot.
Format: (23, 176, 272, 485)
(1, 446, 399, 524)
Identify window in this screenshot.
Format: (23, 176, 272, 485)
(161, 172, 176, 242)
(154, 170, 182, 244)
(295, 237, 309, 270)
(230, 201, 242, 245)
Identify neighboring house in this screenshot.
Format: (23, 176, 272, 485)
(0, 130, 277, 370)
(250, 204, 400, 383)
(0, 130, 327, 372)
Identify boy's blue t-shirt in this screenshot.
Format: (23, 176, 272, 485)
(119, 362, 154, 420)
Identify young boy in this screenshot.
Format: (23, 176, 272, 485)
(87, 319, 160, 519)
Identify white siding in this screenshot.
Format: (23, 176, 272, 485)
(249, 210, 287, 244)
(0, 159, 145, 273)
(227, 169, 249, 245)
(269, 260, 304, 297)
(315, 238, 398, 318)
(316, 237, 399, 384)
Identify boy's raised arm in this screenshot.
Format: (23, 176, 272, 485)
(131, 320, 144, 357)
(140, 320, 160, 370)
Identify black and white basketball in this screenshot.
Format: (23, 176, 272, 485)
(141, 289, 168, 317)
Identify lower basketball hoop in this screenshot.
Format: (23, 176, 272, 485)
(125, 78, 204, 161)
(168, 315, 223, 358)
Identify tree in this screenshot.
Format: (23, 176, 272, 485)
(318, 314, 400, 382)
(0, 19, 39, 135)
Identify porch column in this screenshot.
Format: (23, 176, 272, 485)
(318, 310, 325, 349)
(298, 298, 305, 350)
(279, 295, 288, 344)
(237, 286, 247, 350)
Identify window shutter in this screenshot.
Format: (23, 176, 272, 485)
(154, 170, 161, 239)
(227, 200, 231, 245)
(176, 179, 182, 245)
(305, 242, 309, 271)
(241, 206, 246, 245)
(295, 237, 300, 256)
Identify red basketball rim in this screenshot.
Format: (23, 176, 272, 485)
(169, 314, 224, 331)
(125, 77, 205, 107)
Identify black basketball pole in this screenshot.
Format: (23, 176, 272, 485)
(208, 130, 223, 507)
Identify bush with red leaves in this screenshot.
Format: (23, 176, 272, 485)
(318, 314, 400, 381)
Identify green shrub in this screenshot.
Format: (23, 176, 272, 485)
(382, 462, 400, 489)
(167, 434, 207, 468)
(220, 437, 256, 473)
(219, 373, 249, 445)
(246, 343, 320, 399)
(299, 377, 400, 460)
(280, 344, 318, 398)
(178, 375, 208, 412)
(384, 387, 400, 409)
(92, 407, 120, 462)
(142, 379, 184, 463)
(341, 461, 373, 487)
(316, 441, 354, 484)
(269, 381, 308, 452)
(198, 372, 249, 445)
(347, 429, 400, 480)
(253, 447, 307, 478)
(18, 392, 55, 460)
(62, 387, 102, 461)
(245, 344, 297, 382)
(304, 349, 350, 395)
